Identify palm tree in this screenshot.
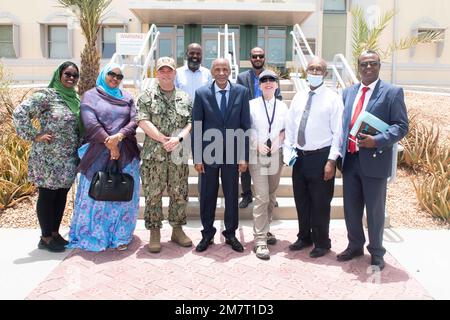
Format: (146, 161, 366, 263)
(351, 6, 443, 77)
(58, 0, 112, 95)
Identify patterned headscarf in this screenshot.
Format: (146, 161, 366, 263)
(96, 63, 124, 99)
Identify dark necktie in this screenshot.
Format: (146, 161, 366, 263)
(297, 91, 315, 147)
(219, 90, 227, 118)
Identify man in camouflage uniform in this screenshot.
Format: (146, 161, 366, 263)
(137, 57, 193, 253)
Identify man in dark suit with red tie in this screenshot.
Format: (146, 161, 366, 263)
(337, 50, 408, 270)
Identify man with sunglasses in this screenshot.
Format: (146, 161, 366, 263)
(284, 57, 343, 259)
(337, 50, 408, 271)
(236, 47, 281, 216)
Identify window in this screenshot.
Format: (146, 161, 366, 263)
(258, 26, 286, 65)
(48, 26, 69, 59)
(324, 0, 346, 12)
(156, 25, 184, 66)
(176, 26, 184, 66)
(0, 25, 16, 58)
(102, 26, 124, 58)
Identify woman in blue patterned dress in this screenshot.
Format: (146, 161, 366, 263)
(13, 61, 81, 253)
(67, 63, 140, 252)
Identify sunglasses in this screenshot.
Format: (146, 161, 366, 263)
(251, 54, 265, 59)
(63, 71, 79, 79)
(359, 61, 380, 68)
(260, 77, 276, 83)
(107, 71, 124, 80)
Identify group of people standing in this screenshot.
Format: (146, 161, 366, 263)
(13, 42, 408, 271)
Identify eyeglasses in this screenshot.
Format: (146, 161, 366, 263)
(63, 72, 79, 79)
(359, 61, 380, 68)
(107, 71, 124, 80)
(306, 67, 325, 74)
(251, 54, 265, 59)
(260, 77, 276, 83)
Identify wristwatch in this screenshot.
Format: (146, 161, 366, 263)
(118, 134, 124, 142)
(178, 136, 184, 143)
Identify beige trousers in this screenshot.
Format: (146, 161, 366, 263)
(249, 152, 283, 246)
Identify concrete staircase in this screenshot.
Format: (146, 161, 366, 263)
(136, 79, 345, 220)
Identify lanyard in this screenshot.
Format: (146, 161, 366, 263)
(262, 97, 277, 134)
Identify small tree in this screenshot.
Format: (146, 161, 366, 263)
(58, 0, 112, 96)
(351, 6, 443, 77)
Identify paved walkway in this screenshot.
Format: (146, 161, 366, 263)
(2, 220, 449, 300)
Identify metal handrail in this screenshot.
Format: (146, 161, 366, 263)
(218, 24, 239, 82)
(332, 53, 358, 88)
(290, 24, 315, 86)
(293, 24, 314, 57)
(139, 29, 160, 90)
(108, 24, 160, 90)
(330, 64, 346, 91)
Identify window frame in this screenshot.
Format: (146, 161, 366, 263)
(257, 26, 287, 66)
(40, 23, 72, 59)
(0, 24, 19, 58)
(99, 24, 126, 59)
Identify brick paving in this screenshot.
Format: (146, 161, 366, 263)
(26, 227, 432, 300)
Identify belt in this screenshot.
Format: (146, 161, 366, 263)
(296, 146, 330, 156)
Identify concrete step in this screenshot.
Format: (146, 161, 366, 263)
(138, 196, 344, 220)
(279, 80, 294, 92)
(133, 155, 341, 179)
(139, 177, 343, 198)
(281, 91, 296, 100)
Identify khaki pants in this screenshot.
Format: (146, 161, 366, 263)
(249, 152, 283, 246)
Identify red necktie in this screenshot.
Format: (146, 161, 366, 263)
(348, 87, 370, 153)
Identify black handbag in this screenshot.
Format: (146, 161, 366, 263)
(88, 160, 134, 202)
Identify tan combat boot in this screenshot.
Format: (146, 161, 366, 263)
(148, 228, 161, 253)
(171, 226, 192, 247)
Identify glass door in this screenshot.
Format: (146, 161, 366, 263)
(156, 26, 184, 67)
(202, 25, 240, 69)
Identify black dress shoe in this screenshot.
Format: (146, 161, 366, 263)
(309, 247, 330, 258)
(371, 256, 385, 271)
(195, 238, 213, 252)
(53, 234, 69, 246)
(225, 237, 244, 252)
(266, 232, 277, 245)
(288, 239, 313, 251)
(38, 239, 66, 253)
(336, 248, 364, 262)
(239, 197, 253, 209)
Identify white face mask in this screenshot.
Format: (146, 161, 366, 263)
(307, 74, 323, 87)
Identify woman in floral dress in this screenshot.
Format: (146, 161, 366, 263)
(13, 61, 81, 252)
(67, 63, 140, 252)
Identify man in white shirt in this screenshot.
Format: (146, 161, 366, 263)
(248, 70, 289, 260)
(175, 43, 212, 203)
(284, 57, 344, 258)
(175, 43, 212, 100)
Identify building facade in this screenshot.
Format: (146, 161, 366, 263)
(0, 0, 449, 86)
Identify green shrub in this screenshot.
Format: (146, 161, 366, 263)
(400, 113, 441, 172)
(0, 63, 36, 210)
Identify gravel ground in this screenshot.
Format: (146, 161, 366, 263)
(0, 88, 448, 229)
